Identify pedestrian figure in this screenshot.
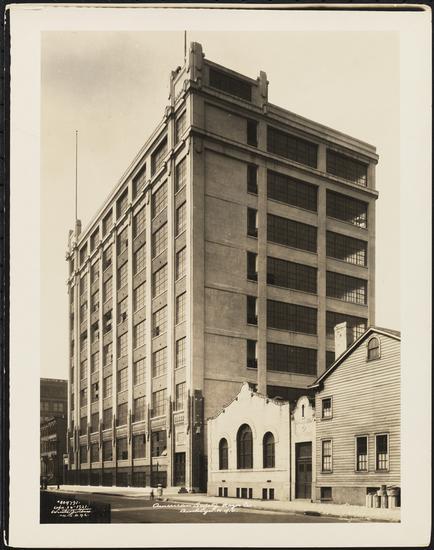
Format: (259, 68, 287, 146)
(157, 484, 163, 500)
(150, 489, 154, 501)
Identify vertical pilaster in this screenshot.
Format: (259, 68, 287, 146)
(317, 145, 327, 375)
(144, 188, 153, 468)
(257, 161, 267, 395)
(127, 201, 134, 469)
(368, 196, 376, 326)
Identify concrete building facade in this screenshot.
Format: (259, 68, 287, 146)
(66, 42, 378, 490)
(40, 378, 67, 424)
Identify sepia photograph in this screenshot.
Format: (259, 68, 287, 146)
(7, 4, 431, 547)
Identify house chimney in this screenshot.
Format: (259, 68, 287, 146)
(334, 322, 351, 359)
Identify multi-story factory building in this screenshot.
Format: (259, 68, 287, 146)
(66, 42, 378, 491)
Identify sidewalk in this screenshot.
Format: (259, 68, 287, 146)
(47, 485, 400, 522)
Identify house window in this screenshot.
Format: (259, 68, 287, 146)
(267, 213, 317, 253)
(151, 429, 167, 456)
(237, 424, 253, 469)
(247, 208, 258, 237)
(320, 487, 332, 501)
(133, 165, 146, 198)
(247, 251, 258, 281)
(176, 203, 187, 235)
(376, 434, 389, 471)
(247, 339, 257, 369)
(267, 126, 317, 168)
(175, 158, 187, 192)
(134, 321, 146, 349)
(103, 375, 112, 398)
(176, 293, 186, 324)
(267, 342, 317, 376)
(132, 434, 146, 458)
(175, 248, 186, 279)
(367, 337, 380, 361)
(219, 438, 228, 470)
(247, 295, 257, 325)
(322, 398, 332, 419)
(152, 264, 167, 297)
(102, 407, 112, 430)
(326, 190, 368, 228)
(175, 111, 187, 143)
(267, 170, 317, 212)
(175, 382, 186, 411)
(263, 432, 275, 468)
(133, 396, 145, 422)
(176, 338, 186, 369)
(102, 440, 112, 461)
(356, 436, 368, 472)
(118, 297, 128, 324)
(117, 368, 128, 392)
(151, 138, 167, 176)
(152, 347, 167, 377)
(267, 299, 317, 335)
(326, 149, 368, 187)
(117, 190, 128, 218)
(117, 403, 128, 427)
(247, 164, 258, 194)
(326, 271, 367, 305)
(326, 231, 367, 266)
(134, 358, 145, 385)
(152, 224, 167, 258)
(134, 283, 146, 311)
(322, 440, 332, 472)
(118, 333, 128, 358)
(153, 306, 167, 336)
(117, 437, 128, 460)
(267, 256, 317, 294)
(151, 389, 167, 417)
(247, 119, 258, 147)
(134, 245, 146, 274)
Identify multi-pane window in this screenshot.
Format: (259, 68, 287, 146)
(247, 208, 258, 237)
(117, 227, 128, 254)
(103, 407, 112, 430)
(151, 138, 168, 175)
(152, 347, 167, 377)
(91, 382, 99, 402)
(80, 445, 88, 464)
(152, 389, 167, 417)
(175, 158, 187, 192)
(134, 283, 146, 311)
(247, 339, 257, 369)
(247, 251, 258, 281)
(326, 150, 368, 187)
(322, 398, 332, 419)
(247, 295, 257, 325)
(117, 368, 128, 392)
(102, 440, 113, 461)
(117, 403, 128, 427)
(175, 293, 186, 324)
(326, 231, 367, 266)
(90, 442, 99, 463)
(263, 432, 275, 468)
(91, 412, 99, 433)
(134, 358, 146, 385)
(80, 244, 87, 266)
(132, 434, 146, 458)
(326, 311, 367, 342)
(356, 436, 368, 471)
(90, 229, 99, 252)
(175, 203, 187, 235)
(153, 306, 167, 336)
(80, 332, 88, 353)
(152, 182, 167, 217)
(153, 264, 167, 296)
(247, 164, 258, 194)
(134, 245, 146, 274)
(118, 333, 128, 358)
(118, 297, 128, 324)
(117, 190, 128, 218)
(103, 310, 112, 333)
(326, 271, 367, 305)
(134, 321, 146, 348)
(80, 416, 87, 435)
(80, 359, 87, 380)
(322, 440, 332, 472)
(376, 434, 389, 471)
(267, 300, 317, 335)
(103, 245, 112, 270)
(117, 437, 128, 460)
(103, 375, 112, 398)
(133, 165, 147, 198)
(90, 262, 99, 284)
(80, 387, 88, 407)
(102, 211, 112, 237)
(247, 119, 258, 147)
(209, 67, 252, 101)
(267, 170, 317, 212)
(367, 337, 380, 360)
(91, 321, 99, 343)
(152, 224, 167, 257)
(175, 111, 187, 143)
(267, 126, 317, 168)
(267, 214, 317, 253)
(175, 248, 186, 279)
(103, 342, 112, 366)
(133, 396, 145, 422)
(91, 290, 99, 312)
(117, 263, 128, 290)
(267, 257, 317, 294)
(133, 206, 146, 237)
(175, 382, 186, 411)
(176, 338, 186, 369)
(237, 424, 253, 469)
(267, 342, 317, 375)
(103, 277, 113, 303)
(151, 429, 167, 457)
(326, 351, 335, 370)
(326, 190, 368, 228)
(80, 275, 87, 296)
(219, 438, 229, 470)
(80, 301, 88, 320)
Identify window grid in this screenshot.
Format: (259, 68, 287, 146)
(153, 265, 167, 297)
(247, 295, 257, 325)
(102, 212, 112, 237)
(356, 436, 368, 471)
(176, 203, 187, 235)
(118, 333, 128, 358)
(133, 207, 146, 237)
(117, 368, 128, 392)
(267, 214, 317, 253)
(326, 150, 368, 187)
(326, 271, 367, 305)
(209, 67, 252, 101)
(267, 126, 318, 168)
(91, 382, 99, 402)
(152, 389, 167, 417)
(219, 438, 229, 470)
(322, 440, 332, 472)
(267, 170, 317, 212)
(90, 262, 99, 284)
(151, 138, 168, 175)
(118, 297, 128, 324)
(326, 231, 367, 266)
(103, 342, 112, 366)
(176, 293, 186, 324)
(103, 375, 112, 398)
(175, 158, 187, 192)
(134, 283, 146, 311)
(267, 256, 317, 294)
(102, 440, 112, 461)
(117, 263, 128, 290)
(117, 403, 128, 427)
(103, 278, 113, 303)
(117, 437, 128, 460)
(134, 245, 146, 274)
(175, 382, 186, 411)
(367, 337, 380, 360)
(267, 300, 317, 335)
(134, 321, 146, 349)
(102, 408, 112, 430)
(176, 338, 186, 369)
(133, 165, 146, 198)
(152, 347, 167, 378)
(134, 358, 146, 385)
(91, 413, 99, 433)
(267, 342, 317, 376)
(117, 191, 128, 218)
(175, 111, 187, 143)
(117, 227, 128, 254)
(326, 190, 368, 228)
(175, 248, 186, 279)
(91, 290, 99, 313)
(90, 442, 99, 463)
(237, 424, 253, 469)
(153, 306, 167, 336)
(326, 311, 367, 342)
(133, 396, 145, 422)
(152, 224, 168, 257)
(376, 434, 389, 470)
(132, 434, 146, 458)
(152, 182, 167, 217)
(322, 398, 332, 419)
(103, 245, 112, 270)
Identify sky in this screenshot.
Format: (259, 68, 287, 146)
(41, 30, 400, 380)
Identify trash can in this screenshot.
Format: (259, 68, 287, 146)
(156, 483, 163, 500)
(387, 487, 399, 508)
(378, 486, 388, 509)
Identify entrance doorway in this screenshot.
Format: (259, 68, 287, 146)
(174, 452, 186, 486)
(295, 442, 312, 499)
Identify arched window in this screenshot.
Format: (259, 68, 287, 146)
(367, 337, 380, 360)
(237, 424, 253, 469)
(219, 438, 228, 470)
(263, 432, 275, 468)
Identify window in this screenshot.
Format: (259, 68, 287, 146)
(152, 224, 167, 257)
(263, 432, 275, 468)
(267, 170, 317, 212)
(103, 311, 112, 333)
(90, 262, 99, 284)
(326, 311, 367, 342)
(118, 333, 128, 358)
(80, 332, 88, 353)
(247, 339, 257, 369)
(175, 382, 186, 411)
(151, 138, 168, 175)
(134, 358, 146, 385)
(326, 271, 367, 305)
(80, 387, 88, 407)
(176, 338, 186, 369)
(209, 67, 252, 101)
(103, 277, 112, 303)
(175, 248, 186, 279)
(151, 429, 167, 456)
(320, 487, 332, 501)
(326, 149, 368, 187)
(267, 257, 317, 294)
(118, 297, 128, 324)
(175, 158, 187, 192)
(103, 246, 112, 270)
(237, 424, 253, 469)
(267, 214, 317, 253)
(247, 208, 258, 237)
(326, 190, 368, 228)
(117, 403, 128, 426)
(176, 293, 186, 324)
(133, 396, 145, 422)
(134, 245, 146, 274)
(117, 437, 128, 460)
(80, 360, 87, 380)
(247, 295, 257, 325)
(219, 438, 228, 470)
(90, 442, 99, 463)
(103, 342, 112, 366)
(247, 119, 258, 147)
(117, 368, 128, 392)
(376, 434, 389, 471)
(267, 342, 317, 376)
(367, 337, 380, 360)
(102, 211, 112, 237)
(267, 300, 317, 335)
(80, 244, 88, 266)
(80, 416, 87, 435)
(91, 321, 99, 343)
(322, 398, 332, 419)
(175, 111, 187, 143)
(326, 351, 335, 370)
(134, 321, 146, 348)
(80, 301, 88, 320)
(133, 165, 146, 198)
(247, 164, 258, 194)
(117, 263, 128, 290)
(326, 231, 367, 266)
(103, 440, 112, 461)
(103, 375, 112, 398)
(152, 347, 167, 377)
(247, 251, 258, 282)
(267, 126, 317, 168)
(80, 445, 88, 464)
(152, 389, 167, 417)
(103, 407, 112, 430)
(117, 227, 128, 254)
(153, 264, 167, 296)
(91, 290, 99, 312)
(117, 190, 128, 218)
(152, 181, 167, 217)
(176, 202, 187, 235)
(153, 306, 167, 336)
(133, 206, 146, 238)
(356, 436, 368, 472)
(322, 440, 332, 472)
(91, 412, 99, 433)
(80, 275, 87, 296)
(132, 434, 146, 458)
(91, 382, 99, 402)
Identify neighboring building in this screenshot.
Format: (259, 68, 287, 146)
(311, 324, 401, 506)
(40, 378, 67, 424)
(40, 416, 67, 486)
(65, 42, 378, 490)
(290, 395, 316, 500)
(207, 382, 290, 500)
